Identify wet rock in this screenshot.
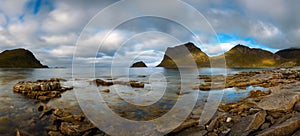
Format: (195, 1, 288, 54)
(257, 113, 300, 136)
(268, 111, 284, 119)
(94, 79, 113, 86)
(13, 79, 73, 102)
(172, 119, 199, 133)
(53, 108, 72, 118)
(206, 117, 219, 132)
(39, 109, 53, 120)
(37, 103, 48, 112)
(0, 116, 9, 123)
(292, 129, 300, 136)
(273, 112, 293, 125)
(57, 115, 84, 123)
(173, 127, 208, 136)
(248, 90, 270, 98)
(38, 96, 50, 102)
(293, 101, 300, 112)
(260, 122, 271, 130)
(60, 122, 80, 136)
(192, 107, 202, 115)
(256, 90, 300, 113)
(48, 131, 63, 136)
(228, 110, 266, 136)
(102, 89, 110, 93)
(45, 125, 58, 131)
(130, 82, 144, 88)
(266, 116, 275, 124)
(16, 129, 30, 136)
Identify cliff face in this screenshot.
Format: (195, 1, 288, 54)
(130, 61, 147, 68)
(0, 48, 48, 68)
(275, 48, 300, 65)
(157, 42, 210, 68)
(212, 44, 289, 68)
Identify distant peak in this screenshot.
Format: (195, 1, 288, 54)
(233, 44, 249, 49)
(166, 42, 201, 52)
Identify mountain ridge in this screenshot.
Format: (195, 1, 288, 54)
(157, 43, 295, 68)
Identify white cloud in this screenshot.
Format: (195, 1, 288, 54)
(250, 21, 281, 39)
(74, 30, 129, 58)
(41, 33, 78, 45)
(0, 0, 28, 16)
(49, 45, 75, 57)
(202, 42, 235, 55)
(42, 2, 90, 34)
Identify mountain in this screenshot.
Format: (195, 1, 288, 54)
(211, 44, 289, 68)
(275, 48, 300, 65)
(0, 48, 48, 68)
(157, 42, 210, 68)
(130, 61, 147, 68)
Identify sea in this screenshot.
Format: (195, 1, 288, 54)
(0, 67, 269, 135)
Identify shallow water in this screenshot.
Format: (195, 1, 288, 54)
(0, 67, 270, 135)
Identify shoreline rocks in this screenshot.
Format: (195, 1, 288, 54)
(174, 68, 300, 136)
(38, 106, 104, 136)
(11, 67, 300, 135)
(13, 78, 73, 102)
(93, 79, 145, 88)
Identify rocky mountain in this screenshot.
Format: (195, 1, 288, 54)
(275, 48, 300, 65)
(211, 44, 289, 68)
(130, 61, 147, 68)
(0, 48, 48, 68)
(157, 42, 210, 68)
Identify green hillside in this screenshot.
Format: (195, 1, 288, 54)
(0, 48, 48, 68)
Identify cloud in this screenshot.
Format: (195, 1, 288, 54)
(0, 0, 299, 67)
(0, 13, 7, 26)
(0, 0, 28, 17)
(41, 33, 78, 45)
(49, 45, 75, 57)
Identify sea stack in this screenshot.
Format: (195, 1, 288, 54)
(130, 61, 147, 68)
(157, 42, 210, 68)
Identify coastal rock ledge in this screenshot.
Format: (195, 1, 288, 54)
(13, 78, 73, 102)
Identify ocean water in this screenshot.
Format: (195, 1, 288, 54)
(0, 67, 269, 135)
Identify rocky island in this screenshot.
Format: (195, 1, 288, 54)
(0, 48, 48, 68)
(130, 61, 147, 68)
(157, 42, 210, 68)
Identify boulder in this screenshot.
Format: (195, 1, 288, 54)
(257, 113, 300, 136)
(13, 79, 72, 102)
(94, 79, 113, 86)
(228, 110, 266, 136)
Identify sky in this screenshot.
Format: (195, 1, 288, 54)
(0, 0, 299, 67)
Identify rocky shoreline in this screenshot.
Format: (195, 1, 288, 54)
(12, 67, 300, 136)
(173, 67, 300, 136)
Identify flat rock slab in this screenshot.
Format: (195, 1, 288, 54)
(228, 111, 266, 136)
(257, 113, 300, 136)
(257, 90, 300, 112)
